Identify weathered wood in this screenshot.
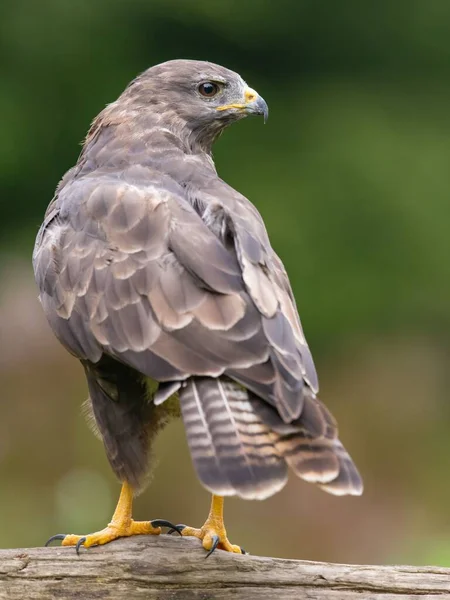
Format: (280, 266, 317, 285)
(0, 535, 449, 599)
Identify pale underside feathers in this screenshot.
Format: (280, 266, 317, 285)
(33, 59, 362, 500)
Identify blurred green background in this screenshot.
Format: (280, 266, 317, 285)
(1, 0, 450, 566)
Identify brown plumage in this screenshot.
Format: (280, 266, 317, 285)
(33, 59, 362, 504)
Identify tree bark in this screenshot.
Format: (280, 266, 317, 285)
(0, 535, 449, 599)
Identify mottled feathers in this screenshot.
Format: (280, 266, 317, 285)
(33, 59, 362, 499)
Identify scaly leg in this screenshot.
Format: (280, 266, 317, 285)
(45, 482, 179, 554)
(176, 495, 245, 557)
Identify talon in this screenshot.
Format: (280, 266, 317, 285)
(75, 536, 87, 555)
(45, 534, 66, 547)
(150, 519, 182, 533)
(167, 523, 186, 535)
(205, 534, 220, 558)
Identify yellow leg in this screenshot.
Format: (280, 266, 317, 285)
(46, 482, 177, 553)
(180, 495, 244, 556)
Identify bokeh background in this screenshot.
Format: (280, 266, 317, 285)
(1, 0, 450, 566)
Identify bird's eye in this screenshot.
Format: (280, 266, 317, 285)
(198, 82, 220, 97)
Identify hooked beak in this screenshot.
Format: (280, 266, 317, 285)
(217, 87, 269, 123)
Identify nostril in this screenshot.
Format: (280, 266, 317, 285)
(245, 90, 257, 103)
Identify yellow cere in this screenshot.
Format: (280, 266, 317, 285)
(216, 87, 259, 111)
(244, 88, 257, 103)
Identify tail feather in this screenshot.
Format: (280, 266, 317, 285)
(246, 388, 363, 496)
(275, 434, 341, 484)
(179, 377, 288, 500)
(319, 441, 363, 496)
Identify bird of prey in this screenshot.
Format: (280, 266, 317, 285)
(33, 59, 362, 556)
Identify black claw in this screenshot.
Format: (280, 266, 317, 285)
(167, 523, 186, 535)
(241, 547, 247, 555)
(45, 534, 66, 547)
(75, 537, 87, 555)
(150, 519, 183, 535)
(205, 534, 220, 558)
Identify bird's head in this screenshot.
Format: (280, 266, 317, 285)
(121, 59, 268, 152)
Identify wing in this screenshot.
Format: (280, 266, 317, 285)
(186, 175, 319, 422)
(34, 169, 361, 497)
(34, 169, 321, 421)
(33, 174, 271, 385)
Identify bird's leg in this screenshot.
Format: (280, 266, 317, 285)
(176, 494, 245, 557)
(46, 482, 180, 553)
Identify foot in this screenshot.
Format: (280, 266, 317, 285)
(177, 523, 244, 557)
(171, 495, 245, 557)
(44, 482, 181, 553)
(46, 518, 177, 554)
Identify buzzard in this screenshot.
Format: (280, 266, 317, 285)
(34, 59, 362, 556)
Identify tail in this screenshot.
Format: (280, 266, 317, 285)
(253, 391, 363, 496)
(180, 376, 362, 499)
(179, 377, 288, 500)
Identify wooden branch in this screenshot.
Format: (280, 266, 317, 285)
(0, 535, 449, 599)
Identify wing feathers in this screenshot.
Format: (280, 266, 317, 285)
(34, 174, 362, 499)
(169, 201, 242, 294)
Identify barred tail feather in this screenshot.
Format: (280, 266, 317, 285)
(275, 434, 341, 484)
(275, 433, 362, 495)
(179, 377, 288, 500)
(319, 441, 363, 496)
(247, 389, 363, 496)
